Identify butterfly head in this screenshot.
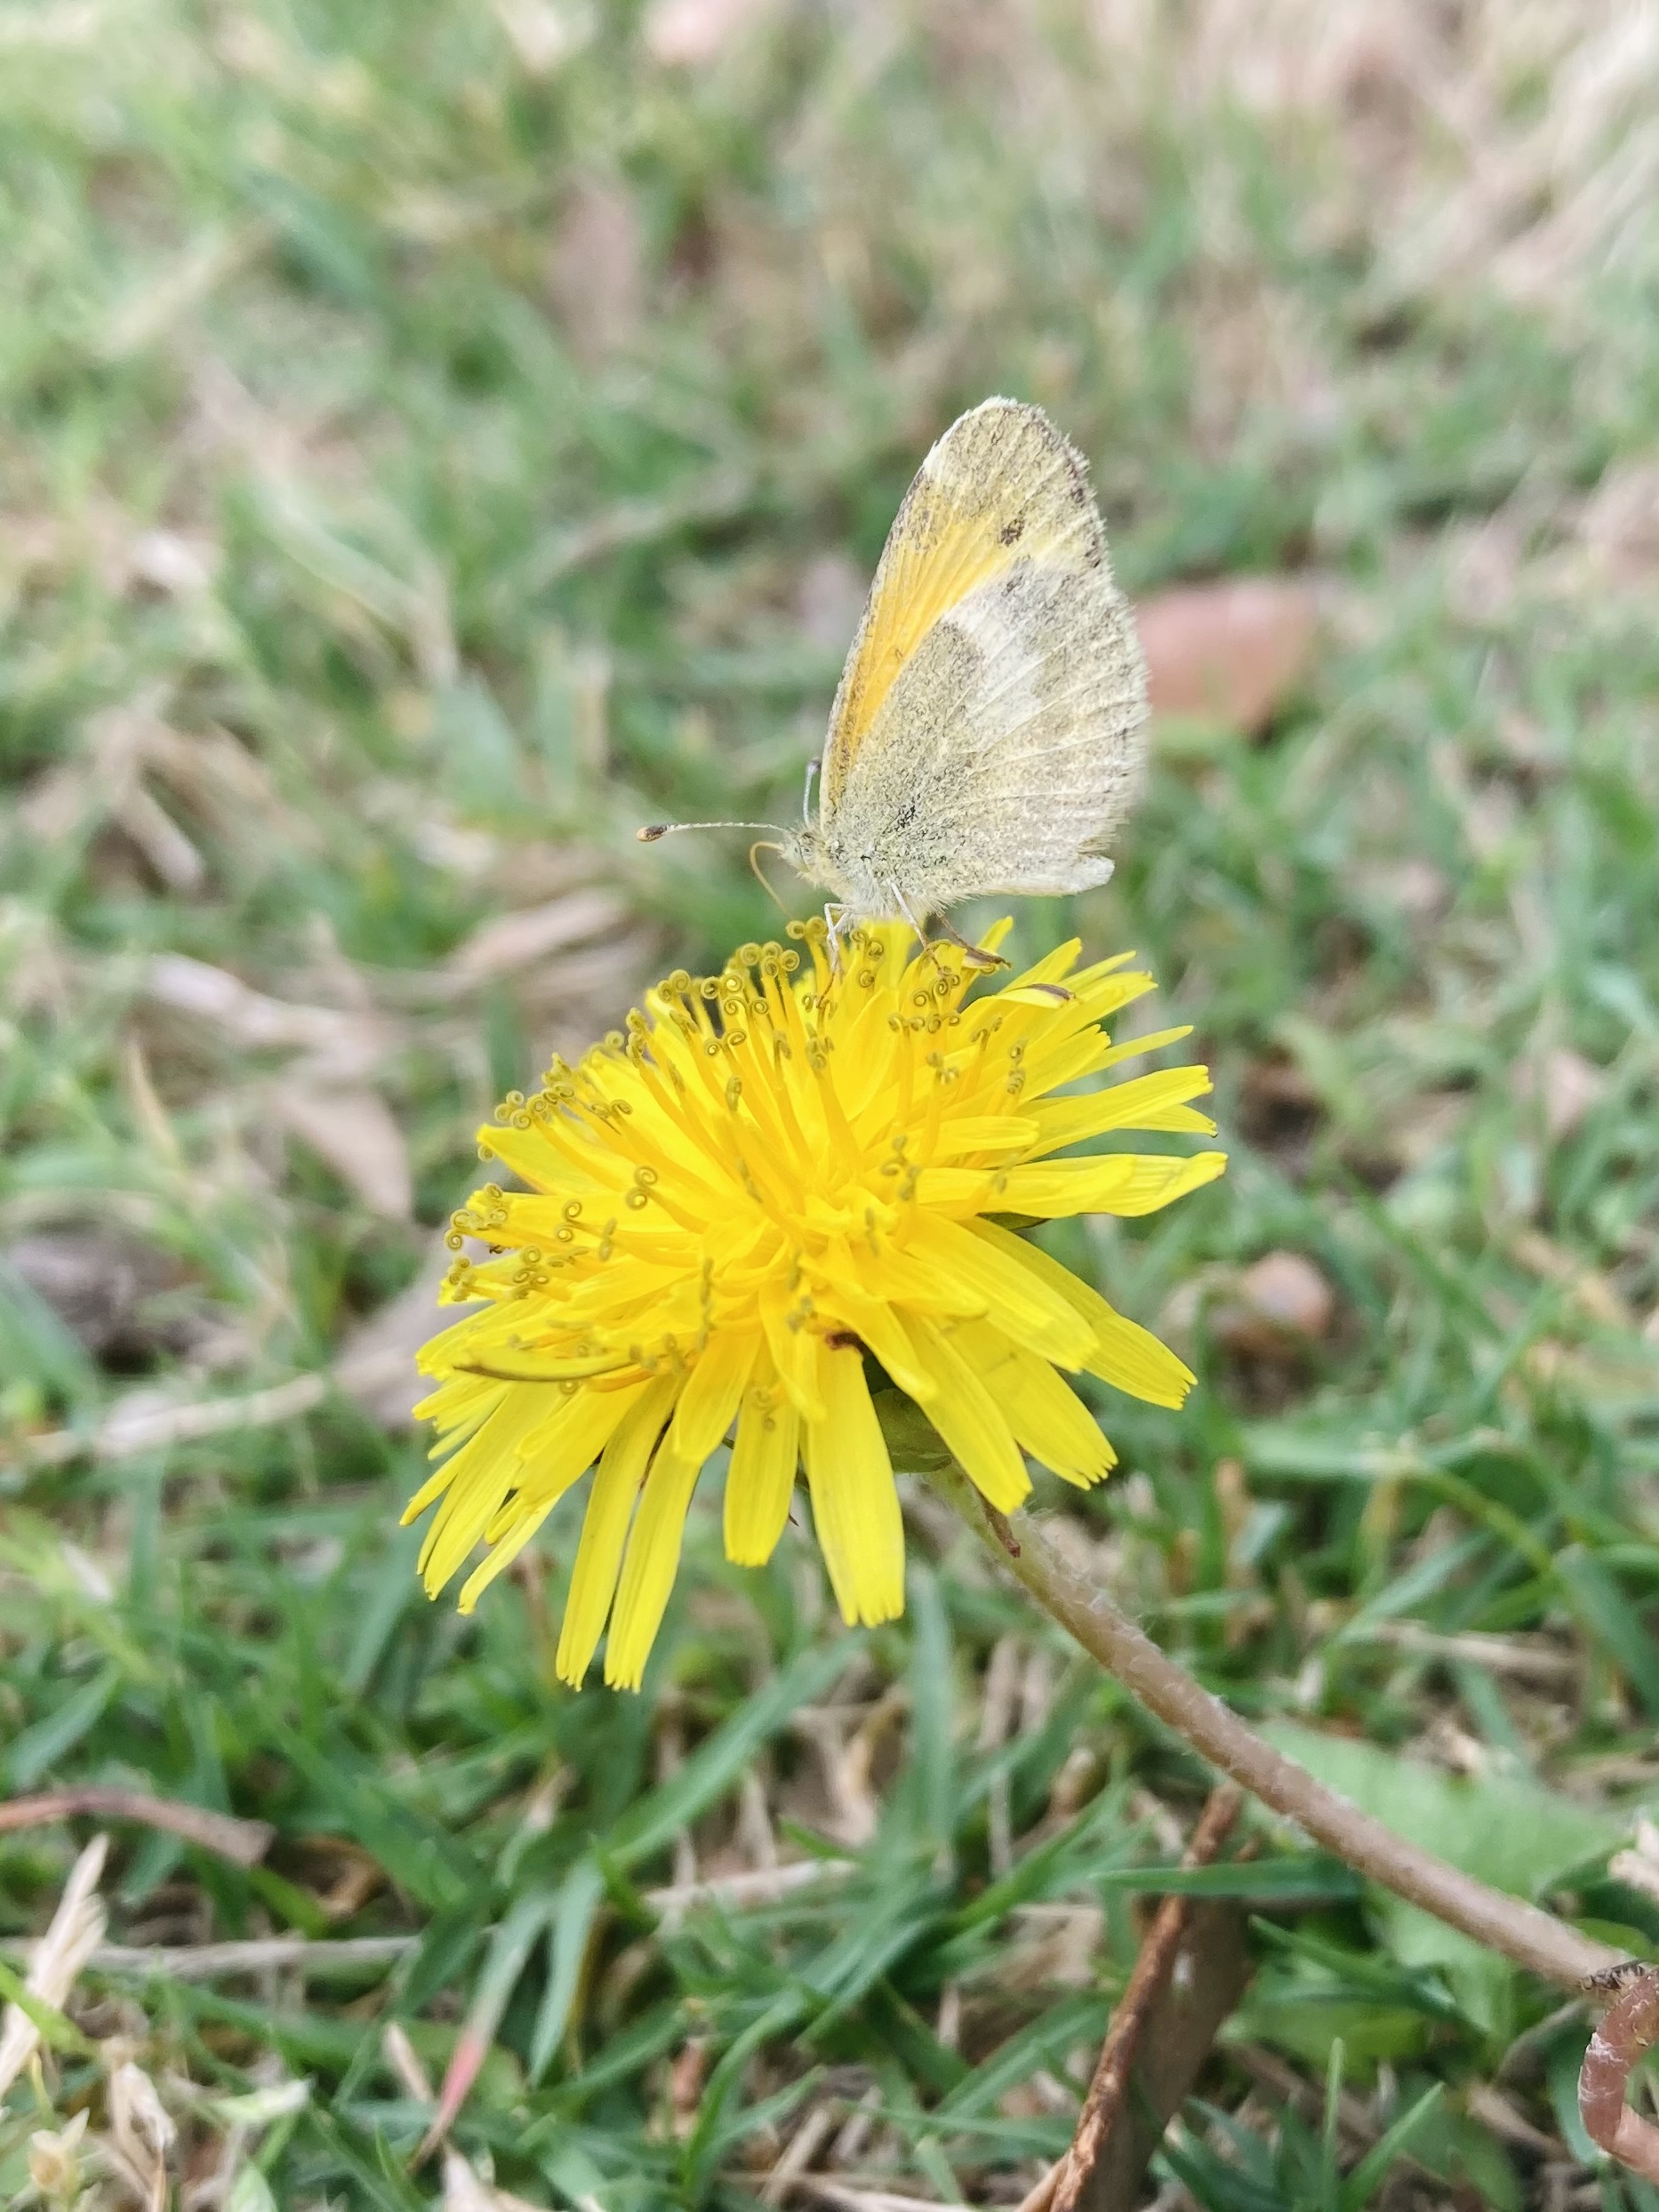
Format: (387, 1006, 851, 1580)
(775, 818, 833, 890)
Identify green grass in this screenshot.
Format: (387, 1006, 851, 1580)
(4, 3, 1659, 2206)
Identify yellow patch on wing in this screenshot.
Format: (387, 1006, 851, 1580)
(822, 398, 1104, 806)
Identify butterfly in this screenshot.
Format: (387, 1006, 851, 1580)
(641, 397, 1147, 947)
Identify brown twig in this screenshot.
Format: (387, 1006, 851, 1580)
(4, 1372, 330, 1472)
(1580, 1965, 1659, 2184)
(788, 2184, 968, 2212)
(1016, 1789, 1247, 2212)
(0, 1788, 273, 1866)
(0, 1859, 850, 1990)
(1016, 2160, 1062, 2212)
(921, 1459, 1622, 1992)
(760, 2099, 844, 2205)
(1054, 1785, 1242, 2212)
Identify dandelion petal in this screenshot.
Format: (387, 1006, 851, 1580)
(725, 1358, 801, 1566)
(805, 1348, 903, 1627)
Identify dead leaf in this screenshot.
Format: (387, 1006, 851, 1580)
(644, 0, 774, 67)
(1213, 1250, 1336, 1357)
(1138, 575, 1320, 738)
(1350, 856, 1449, 918)
(273, 1083, 413, 1220)
(27, 2111, 90, 2202)
(1577, 462, 1659, 592)
(108, 2060, 177, 2212)
(3, 1229, 196, 1365)
(446, 886, 629, 982)
(492, 0, 590, 75)
(118, 781, 207, 892)
(126, 528, 219, 597)
(546, 177, 644, 364)
(1514, 1046, 1607, 1142)
(144, 953, 402, 1085)
(146, 954, 360, 1053)
(19, 703, 204, 892)
(382, 2020, 432, 2104)
(0, 1835, 108, 2097)
(670, 2038, 712, 2136)
(1235, 1055, 1324, 1173)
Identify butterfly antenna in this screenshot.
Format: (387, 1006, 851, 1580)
(637, 819, 791, 842)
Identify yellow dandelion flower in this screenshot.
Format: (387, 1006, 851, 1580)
(407, 920, 1224, 1689)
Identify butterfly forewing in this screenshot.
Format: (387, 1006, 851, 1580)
(818, 398, 1146, 916)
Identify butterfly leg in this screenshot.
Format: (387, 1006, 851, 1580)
(823, 902, 848, 972)
(887, 885, 934, 959)
(885, 885, 1007, 974)
(934, 911, 1010, 971)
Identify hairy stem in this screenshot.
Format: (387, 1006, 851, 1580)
(922, 1458, 1622, 1992)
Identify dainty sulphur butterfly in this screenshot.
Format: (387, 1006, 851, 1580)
(642, 397, 1146, 939)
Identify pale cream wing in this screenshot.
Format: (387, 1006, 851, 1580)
(826, 563, 1144, 913)
(821, 399, 1146, 914)
(821, 397, 1112, 812)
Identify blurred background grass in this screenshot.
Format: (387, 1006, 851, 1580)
(4, 2, 1659, 2206)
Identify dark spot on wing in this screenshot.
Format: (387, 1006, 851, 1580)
(999, 516, 1024, 545)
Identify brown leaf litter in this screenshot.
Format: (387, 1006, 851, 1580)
(1139, 576, 1322, 740)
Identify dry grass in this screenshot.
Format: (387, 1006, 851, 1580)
(3, 1, 1658, 2206)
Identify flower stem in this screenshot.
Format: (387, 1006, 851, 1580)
(1581, 1968, 1659, 2180)
(921, 1457, 1623, 1992)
